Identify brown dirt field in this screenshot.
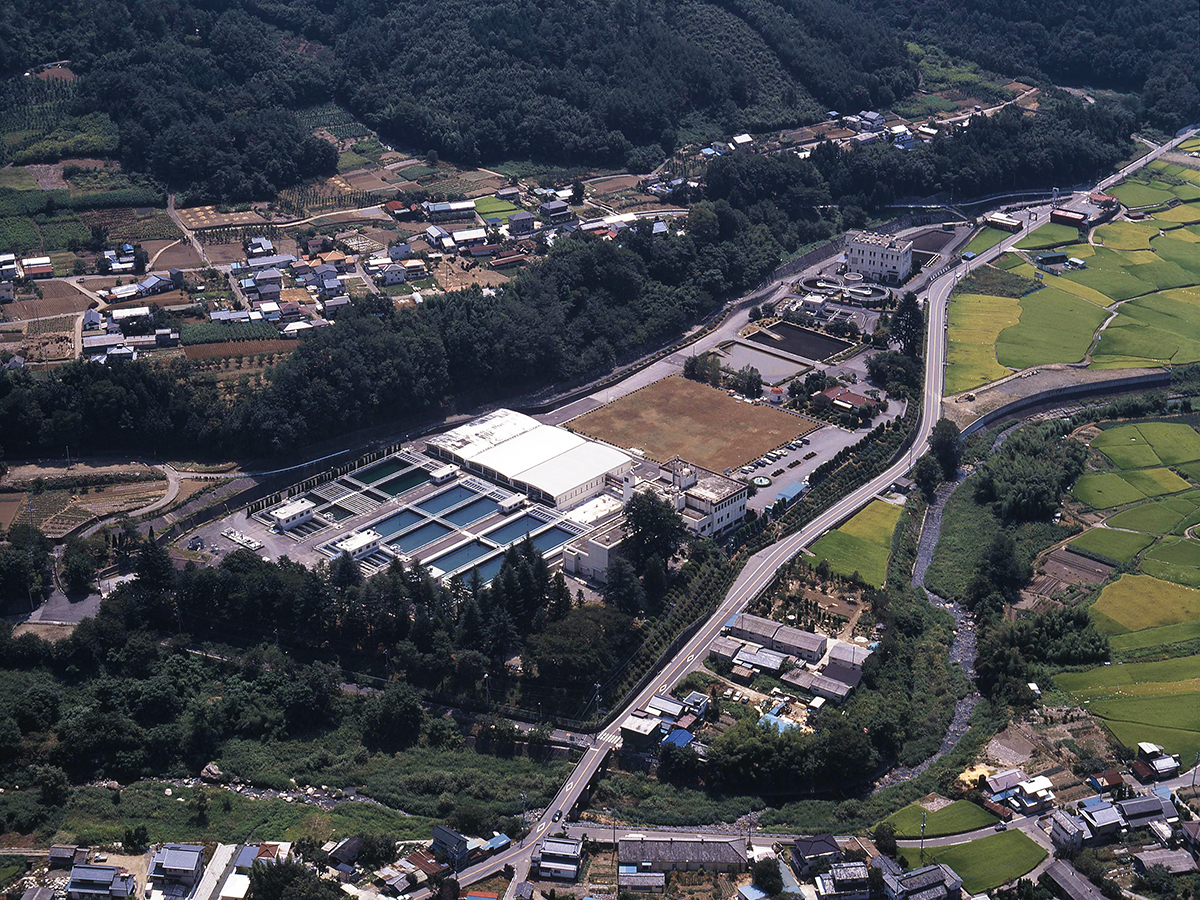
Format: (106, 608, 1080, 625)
(570, 375, 808, 471)
(1043, 547, 1113, 585)
(25, 163, 68, 190)
(184, 339, 296, 360)
(176, 206, 269, 229)
(150, 243, 202, 269)
(32, 65, 77, 81)
(344, 170, 393, 191)
(4, 281, 93, 319)
(4, 460, 159, 483)
(589, 175, 642, 195)
(0, 493, 24, 530)
(201, 242, 247, 266)
(12, 622, 77, 641)
(436, 260, 510, 291)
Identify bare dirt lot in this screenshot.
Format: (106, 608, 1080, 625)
(0, 493, 23, 530)
(570, 375, 811, 471)
(11, 622, 76, 642)
(144, 240, 202, 269)
(1042, 547, 1113, 585)
(589, 175, 642, 195)
(201, 242, 247, 266)
(435, 259, 511, 291)
(4, 280, 93, 319)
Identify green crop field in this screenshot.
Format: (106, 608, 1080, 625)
(1068, 528, 1153, 564)
(1120, 467, 1191, 497)
(1106, 500, 1190, 534)
(1035, 272, 1116, 308)
(1134, 423, 1200, 464)
(929, 831, 1046, 894)
(1093, 424, 1162, 468)
(474, 197, 522, 221)
(963, 227, 1010, 256)
(805, 500, 901, 587)
(1014, 222, 1080, 250)
(1099, 712, 1200, 763)
(884, 799, 997, 838)
(1095, 221, 1159, 251)
(1155, 204, 1200, 224)
(994, 287, 1107, 369)
(1055, 653, 1200, 699)
(945, 292, 1019, 393)
(992, 252, 1025, 270)
(1111, 181, 1176, 208)
(1089, 574, 1200, 633)
(1111, 620, 1200, 653)
(1071, 472, 1145, 509)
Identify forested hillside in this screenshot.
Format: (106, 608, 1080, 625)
(1, 0, 1194, 200)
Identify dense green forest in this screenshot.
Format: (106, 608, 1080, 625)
(0, 0, 1195, 199)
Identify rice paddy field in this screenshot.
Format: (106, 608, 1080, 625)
(944, 292, 1019, 393)
(1068, 422, 1200, 582)
(945, 203, 1200, 379)
(928, 831, 1046, 894)
(963, 227, 1010, 256)
(804, 499, 902, 587)
(1054, 648, 1200, 760)
(884, 799, 997, 838)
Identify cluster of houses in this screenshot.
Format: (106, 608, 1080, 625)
(619, 689, 713, 754)
(0, 253, 53, 300)
(101, 269, 182, 303)
(978, 740, 1199, 892)
(710, 612, 872, 707)
(81, 305, 179, 362)
(35, 841, 292, 900)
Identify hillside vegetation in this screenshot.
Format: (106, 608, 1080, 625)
(0, 0, 1195, 200)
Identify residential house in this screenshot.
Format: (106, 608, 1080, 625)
(539, 200, 572, 223)
(790, 835, 842, 877)
(388, 242, 412, 261)
(247, 237, 275, 258)
(857, 111, 886, 132)
(329, 837, 361, 870)
(149, 844, 205, 893)
(1045, 860, 1106, 900)
(708, 635, 743, 662)
(1135, 742, 1180, 781)
(1087, 770, 1124, 793)
(138, 274, 172, 295)
(377, 264, 406, 286)
(0, 252, 18, 281)
(979, 768, 1027, 796)
(3, 354, 24, 371)
(682, 691, 710, 718)
(828, 643, 872, 669)
(646, 694, 685, 721)
(401, 259, 427, 280)
(508, 211, 535, 237)
(1078, 799, 1123, 840)
(246, 254, 296, 272)
(619, 837, 746, 873)
(322, 296, 351, 317)
(82, 309, 103, 331)
(0, 281, 13, 302)
(1116, 796, 1176, 831)
(816, 862, 871, 900)
(1133, 850, 1197, 876)
(432, 825, 470, 870)
(821, 385, 874, 411)
(534, 837, 583, 880)
(1050, 810, 1087, 852)
(1009, 776, 1055, 814)
(234, 843, 291, 872)
(880, 864, 962, 900)
(49, 846, 84, 869)
(67, 866, 137, 900)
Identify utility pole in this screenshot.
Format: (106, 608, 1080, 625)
(484, 673, 490, 708)
(520, 791, 527, 842)
(920, 809, 927, 864)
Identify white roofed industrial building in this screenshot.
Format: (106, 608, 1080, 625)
(426, 409, 632, 508)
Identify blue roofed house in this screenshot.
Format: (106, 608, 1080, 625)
(662, 728, 694, 748)
(67, 865, 137, 900)
(148, 844, 205, 896)
(234, 843, 292, 873)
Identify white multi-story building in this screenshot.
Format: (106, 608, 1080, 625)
(845, 231, 912, 285)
